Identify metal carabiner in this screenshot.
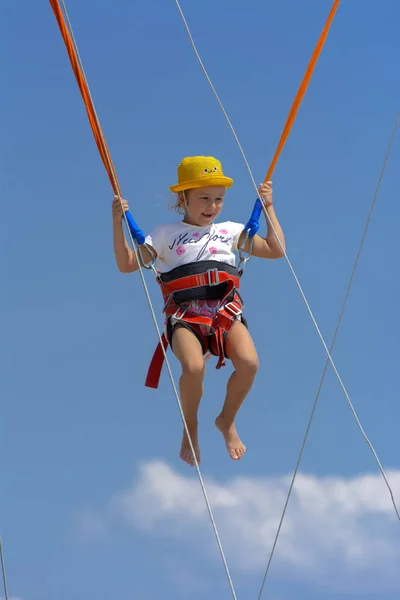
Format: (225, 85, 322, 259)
(137, 242, 159, 278)
(238, 229, 254, 276)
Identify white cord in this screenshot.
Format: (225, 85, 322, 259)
(174, 0, 400, 578)
(56, 2, 239, 597)
(0, 536, 9, 600)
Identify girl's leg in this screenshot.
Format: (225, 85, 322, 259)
(215, 320, 259, 460)
(171, 324, 206, 466)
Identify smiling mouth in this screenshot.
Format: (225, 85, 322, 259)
(202, 213, 214, 218)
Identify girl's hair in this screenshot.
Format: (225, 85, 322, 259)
(172, 189, 190, 215)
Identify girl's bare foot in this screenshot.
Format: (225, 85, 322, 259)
(215, 413, 246, 460)
(180, 420, 201, 467)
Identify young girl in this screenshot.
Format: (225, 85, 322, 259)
(112, 156, 285, 466)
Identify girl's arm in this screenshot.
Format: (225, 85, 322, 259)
(112, 196, 156, 273)
(239, 181, 286, 260)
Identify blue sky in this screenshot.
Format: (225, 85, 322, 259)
(1, 1, 400, 599)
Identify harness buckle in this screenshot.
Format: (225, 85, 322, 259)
(224, 302, 242, 317)
(172, 306, 188, 321)
(207, 268, 220, 286)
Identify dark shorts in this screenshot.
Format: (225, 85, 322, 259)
(166, 314, 248, 360)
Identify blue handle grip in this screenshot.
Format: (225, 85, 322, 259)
(244, 198, 263, 238)
(125, 210, 145, 245)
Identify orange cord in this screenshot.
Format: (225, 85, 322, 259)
(49, 0, 340, 191)
(265, 0, 341, 182)
(49, 0, 121, 196)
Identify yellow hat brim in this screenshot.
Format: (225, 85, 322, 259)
(170, 175, 234, 193)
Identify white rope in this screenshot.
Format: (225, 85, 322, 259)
(173, 0, 400, 544)
(0, 536, 9, 600)
(58, 2, 239, 598)
(256, 109, 400, 600)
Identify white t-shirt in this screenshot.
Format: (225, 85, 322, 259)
(145, 221, 244, 273)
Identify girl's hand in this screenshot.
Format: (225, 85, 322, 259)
(258, 181, 273, 207)
(112, 194, 129, 222)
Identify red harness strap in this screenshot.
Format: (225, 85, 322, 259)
(145, 267, 243, 389)
(145, 332, 169, 389)
(160, 269, 240, 311)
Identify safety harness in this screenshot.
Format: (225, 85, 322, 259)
(145, 260, 244, 388)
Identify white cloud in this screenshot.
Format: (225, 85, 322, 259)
(81, 461, 400, 592)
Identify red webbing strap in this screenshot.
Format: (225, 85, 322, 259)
(145, 333, 169, 389)
(160, 271, 240, 297)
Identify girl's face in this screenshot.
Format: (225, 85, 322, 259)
(180, 186, 225, 227)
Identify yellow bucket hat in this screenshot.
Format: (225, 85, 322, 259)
(169, 156, 234, 193)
